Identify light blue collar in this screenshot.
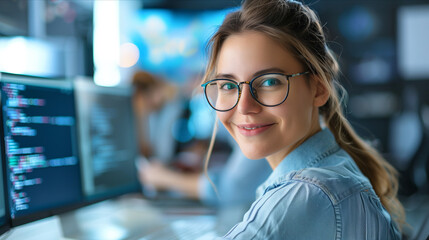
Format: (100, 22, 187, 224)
(256, 128, 340, 197)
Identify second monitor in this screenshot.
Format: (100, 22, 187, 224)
(74, 78, 140, 201)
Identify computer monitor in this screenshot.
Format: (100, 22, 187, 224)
(74, 78, 140, 201)
(0, 73, 82, 226)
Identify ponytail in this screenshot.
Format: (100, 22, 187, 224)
(323, 84, 406, 230)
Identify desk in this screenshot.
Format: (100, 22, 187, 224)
(2, 195, 247, 240)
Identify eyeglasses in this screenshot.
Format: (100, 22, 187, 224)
(201, 72, 309, 112)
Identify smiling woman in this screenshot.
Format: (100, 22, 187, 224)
(200, 0, 405, 239)
(214, 31, 323, 165)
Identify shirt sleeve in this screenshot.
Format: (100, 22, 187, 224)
(219, 180, 337, 240)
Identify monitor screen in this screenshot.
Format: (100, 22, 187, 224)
(74, 78, 139, 201)
(0, 73, 82, 225)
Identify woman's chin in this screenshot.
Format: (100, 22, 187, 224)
(240, 148, 267, 160)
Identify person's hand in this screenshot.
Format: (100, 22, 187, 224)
(138, 161, 177, 190)
(137, 159, 201, 199)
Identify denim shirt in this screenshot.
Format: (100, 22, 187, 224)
(219, 129, 401, 240)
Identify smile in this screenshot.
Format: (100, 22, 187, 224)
(235, 123, 275, 136)
(242, 126, 261, 130)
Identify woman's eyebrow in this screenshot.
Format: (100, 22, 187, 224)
(215, 67, 286, 80)
(253, 67, 285, 77)
(214, 73, 236, 79)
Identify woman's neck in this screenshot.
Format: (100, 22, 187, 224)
(266, 124, 322, 170)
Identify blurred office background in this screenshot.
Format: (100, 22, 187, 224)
(0, 0, 428, 238)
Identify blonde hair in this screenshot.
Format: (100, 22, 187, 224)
(202, 0, 405, 230)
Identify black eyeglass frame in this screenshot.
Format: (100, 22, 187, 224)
(201, 71, 309, 112)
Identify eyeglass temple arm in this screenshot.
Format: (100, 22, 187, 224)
(288, 71, 309, 78)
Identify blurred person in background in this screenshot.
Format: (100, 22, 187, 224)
(132, 70, 184, 163)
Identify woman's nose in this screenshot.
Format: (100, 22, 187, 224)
(236, 84, 262, 115)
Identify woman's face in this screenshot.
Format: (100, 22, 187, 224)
(215, 31, 325, 168)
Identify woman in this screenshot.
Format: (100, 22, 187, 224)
(200, 0, 405, 239)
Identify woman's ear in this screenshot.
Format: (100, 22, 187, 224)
(312, 76, 330, 107)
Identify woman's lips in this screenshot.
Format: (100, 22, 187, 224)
(235, 123, 275, 136)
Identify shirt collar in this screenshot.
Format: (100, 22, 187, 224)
(256, 128, 340, 197)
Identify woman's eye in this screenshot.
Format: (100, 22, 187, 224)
(260, 78, 280, 87)
(220, 82, 237, 90)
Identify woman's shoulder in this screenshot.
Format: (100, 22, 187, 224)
(270, 168, 400, 239)
(281, 164, 376, 205)
(250, 168, 397, 240)
(226, 177, 338, 239)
